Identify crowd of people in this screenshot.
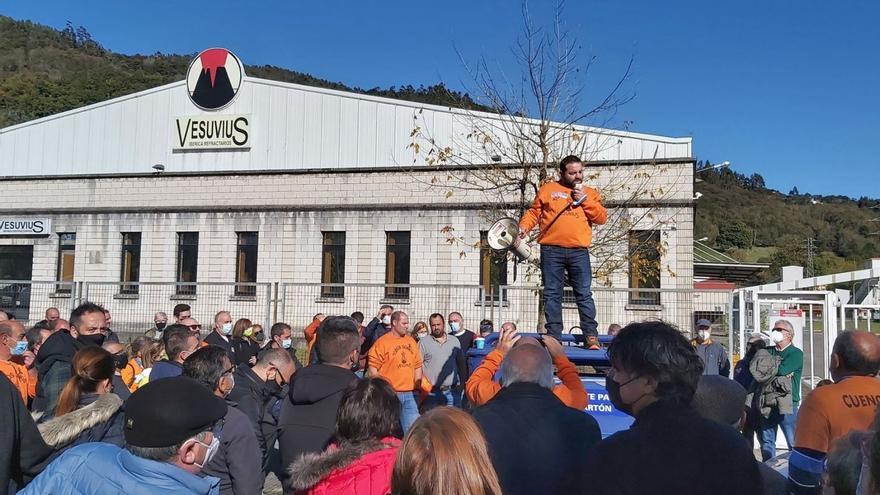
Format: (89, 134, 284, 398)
(2, 301, 880, 494)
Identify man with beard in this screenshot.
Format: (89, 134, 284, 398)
(418, 313, 463, 409)
(32, 302, 107, 414)
(518, 155, 606, 348)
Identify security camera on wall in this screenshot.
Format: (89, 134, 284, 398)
(152, 164, 165, 174)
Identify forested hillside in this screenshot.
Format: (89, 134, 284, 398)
(0, 16, 489, 128)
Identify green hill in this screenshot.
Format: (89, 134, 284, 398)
(0, 16, 489, 128)
(695, 164, 879, 281)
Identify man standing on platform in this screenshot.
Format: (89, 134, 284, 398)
(519, 155, 607, 347)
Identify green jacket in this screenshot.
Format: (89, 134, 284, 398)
(770, 344, 804, 404)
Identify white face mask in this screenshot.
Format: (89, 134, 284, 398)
(221, 323, 233, 335)
(192, 434, 220, 469)
(417, 332, 428, 340)
(770, 330, 785, 344)
(450, 322, 461, 333)
(381, 315, 391, 326)
(697, 330, 710, 341)
(281, 338, 292, 349)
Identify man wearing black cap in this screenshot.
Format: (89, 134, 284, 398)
(21, 376, 227, 495)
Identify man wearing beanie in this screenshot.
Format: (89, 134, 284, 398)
(20, 376, 227, 495)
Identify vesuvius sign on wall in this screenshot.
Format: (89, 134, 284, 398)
(0, 218, 52, 235)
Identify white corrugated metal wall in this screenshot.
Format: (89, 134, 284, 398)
(0, 77, 692, 176)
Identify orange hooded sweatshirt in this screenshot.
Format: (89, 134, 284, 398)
(519, 181, 607, 248)
(465, 349, 588, 410)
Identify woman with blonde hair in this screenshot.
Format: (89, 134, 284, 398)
(38, 346, 125, 462)
(229, 318, 259, 366)
(120, 336, 155, 391)
(392, 407, 502, 495)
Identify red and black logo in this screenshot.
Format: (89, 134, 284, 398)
(186, 48, 244, 111)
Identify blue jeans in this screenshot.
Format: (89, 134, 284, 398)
(423, 389, 459, 411)
(758, 404, 799, 461)
(540, 245, 598, 341)
(397, 392, 421, 432)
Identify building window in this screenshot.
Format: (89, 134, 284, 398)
(629, 230, 662, 305)
(120, 233, 141, 294)
(176, 232, 199, 295)
(480, 231, 508, 301)
(321, 232, 345, 298)
(56, 233, 76, 293)
(385, 231, 411, 299)
(235, 232, 259, 296)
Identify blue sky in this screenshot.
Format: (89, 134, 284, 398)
(3, 0, 879, 198)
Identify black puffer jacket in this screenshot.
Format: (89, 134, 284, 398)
(277, 364, 358, 484)
(37, 393, 125, 465)
(0, 373, 51, 495)
(32, 331, 84, 414)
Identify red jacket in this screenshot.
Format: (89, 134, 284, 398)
(288, 437, 400, 495)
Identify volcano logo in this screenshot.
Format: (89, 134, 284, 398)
(186, 48, 244, 111)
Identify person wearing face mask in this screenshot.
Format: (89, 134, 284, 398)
(447, 312, 476, 352)
(410, 321, 429, 341)
(32, 302, 107, 414)
(753, 320, 804, 462)
(362, 305, 394, 357)
(0, 320, 37, 404)
(146, 312, 169, 339)
(204, 311, 236, 362)
(691, 319, 730, 376)
(102, 341, 132, 401)
(20, 375, 227, 495)
(278, 317, 360, 487)
(258, 322, 304, 370)
(583, 320, 762, 495)
(227, 348, 295, 467)
(37, 347, 125, 462)
(183, 346, 262, 495)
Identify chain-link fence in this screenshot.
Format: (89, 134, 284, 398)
(80, 282, 272, 343)
(0, 280, 76, 326)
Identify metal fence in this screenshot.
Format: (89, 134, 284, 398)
(80, 282, 272, 343)
(842, 304, 880, 333)
(0, 280, 76, 326)
(2, 279, 734, 343)
(497, 286, 733, 338)
(279, 283, 491, 337)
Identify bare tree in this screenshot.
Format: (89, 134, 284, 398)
(403, 2, 689, 327)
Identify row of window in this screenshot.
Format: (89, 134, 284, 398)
(54, 230, 662, 303)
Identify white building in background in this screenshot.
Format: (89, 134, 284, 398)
(0, 49, 698, 335)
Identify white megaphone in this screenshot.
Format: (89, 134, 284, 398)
(487, 217, 539, 265)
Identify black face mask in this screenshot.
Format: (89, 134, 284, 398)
(155, 322, 167, 331)
(113, 352, 129, 370)
(606, 374, 641, 417)
(255, 331, 265, 342)
(77, 333, 106, 347)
